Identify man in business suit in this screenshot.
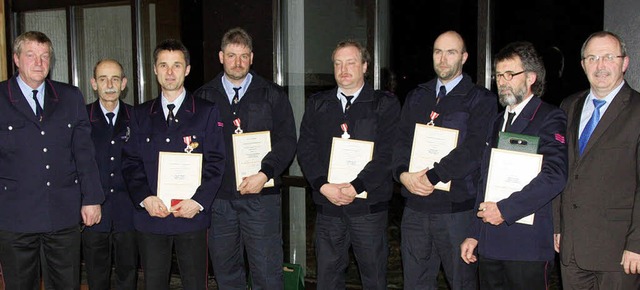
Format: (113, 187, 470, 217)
(0, 31, 104, 289)
(122, 39, 225, 290)
(553, 31, 640, 289)
(83, 58, 138, 290)
(460, 41, 568, 289)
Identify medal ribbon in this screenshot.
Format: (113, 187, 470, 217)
(428, 111, 440, 126)
(183, 136, 192, 146)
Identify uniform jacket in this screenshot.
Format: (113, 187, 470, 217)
(473, 96, 567, 261)
(85, 100, 135, 233)
(193, 72, 297, 199)
(392, 73, 498, 213)
(554, 82, 640, 271)
(0, 76, 104, 233)
(122, 93, 225, 235)
(297, 84, 401, 216)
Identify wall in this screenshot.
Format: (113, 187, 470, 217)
(606, 0, 640, 90)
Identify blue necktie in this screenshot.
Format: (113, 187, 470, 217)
(33, 90, 43, 121)
(579, 99, 606, 155)
(436, 85, 446, 104)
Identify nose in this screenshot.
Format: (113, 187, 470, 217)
(34, 56, 42, 66)
(107, 78, 114, 88)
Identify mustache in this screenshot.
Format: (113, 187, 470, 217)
(103, 88, 118, 94)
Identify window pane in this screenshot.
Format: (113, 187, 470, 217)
(20, 9, 68, 83)
(75, 5, 134, 105)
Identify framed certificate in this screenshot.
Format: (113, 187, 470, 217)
(157, 151, 203, 210)
(327, 137, 374, 199)
(484, 148, 543, 225)
(408, 124, 459, 191)
(232, 131, 274, 190)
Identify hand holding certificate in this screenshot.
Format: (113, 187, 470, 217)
(484, 148, 543, 225)
(157, 152, 203, 210)
(408, 123, 459, 191)
(327, 137, 374, 199)
(232, 131, 275, 190)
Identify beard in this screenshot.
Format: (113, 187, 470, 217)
(498, 85, 526, 107)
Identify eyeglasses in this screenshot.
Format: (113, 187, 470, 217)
(582, 54, 624, 64)
(493, 70, 526, 81)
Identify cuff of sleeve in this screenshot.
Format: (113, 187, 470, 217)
(194, 201, 204, 211)
(426, 169, 441, 185)
(394, 165, 408, 182)
(259, 164, 275, 180)
(350, 177, 366, 194)
(312, 176, 328, 191)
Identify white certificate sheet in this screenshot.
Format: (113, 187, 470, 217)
(408, 124, 459, 191)
(327, 137, 374, 199)
(232, 131, 275, 190)
(157, 151, 203, 210)
(484, 148, 543, 225)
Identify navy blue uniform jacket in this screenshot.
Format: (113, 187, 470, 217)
(392, 74, 497, 213)
(86, 100, 135, 233)
(193, 72, 297, 199)
(472, 96, 567, 261)
(297, 84, 400, 216)
(0, 76, 104, 233)
(122, 93, 225, 235)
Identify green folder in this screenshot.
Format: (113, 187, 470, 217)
(497, 131, 539, 154)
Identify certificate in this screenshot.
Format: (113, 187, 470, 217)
(484, 148, 543, 225)
(157, 151, 203, 210)
(327, 137, 374, 199)
(408, 124, 459, 191)
(232, 131, 274, 190)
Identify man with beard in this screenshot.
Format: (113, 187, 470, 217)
(83, 59, 138, 289)
(392, 30, 497, 289)
(460, 41, 568, 289)
(194, 27, 296, 289)
(554, 31, 640, 289)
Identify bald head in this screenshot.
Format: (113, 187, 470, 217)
(433, 31, 468, 82)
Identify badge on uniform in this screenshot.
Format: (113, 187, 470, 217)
(183, 135, 199, 153)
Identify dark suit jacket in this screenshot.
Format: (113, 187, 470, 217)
(85, 100, 135, 233)
(122, 93, 225, 235)
(554, 82, 640, 271)
(193, 72, 297, 199)
(297, 84, 401, 216)
(0, 76, 104, 233)
(472, 96, 567, 261)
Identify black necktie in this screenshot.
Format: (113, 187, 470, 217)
(504, 111, 516, 132)
(167, 104, 176, 126)
(341, 92, 354, 113)
(32, 90, 43, 121)
(232, 87, 241, 116)
(437, 85, 446, 104)
(106, 112, 115, 129)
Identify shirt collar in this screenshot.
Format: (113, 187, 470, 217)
(436, 74, 463, 94)
(222, 72, 253, 99)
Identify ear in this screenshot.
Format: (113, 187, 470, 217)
(185, 65, 191, 77)
(219, 51, 224, 64)
(250, 52, 254, 65)
(13, 53, 19, 68)
(120, 77, 128, 90)
(91, 78, 98, 91)
(461, 51, 469, 65)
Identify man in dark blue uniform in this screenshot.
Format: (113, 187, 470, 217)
(297, 40, 400, 290)
(392, 31, 497, 289)
(83, 58, 138, 290)
(0, 31, 104, 289)
(122, 39, 225, 290)
(194, 27, 296, 289)
(461, 41, 567, 289)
